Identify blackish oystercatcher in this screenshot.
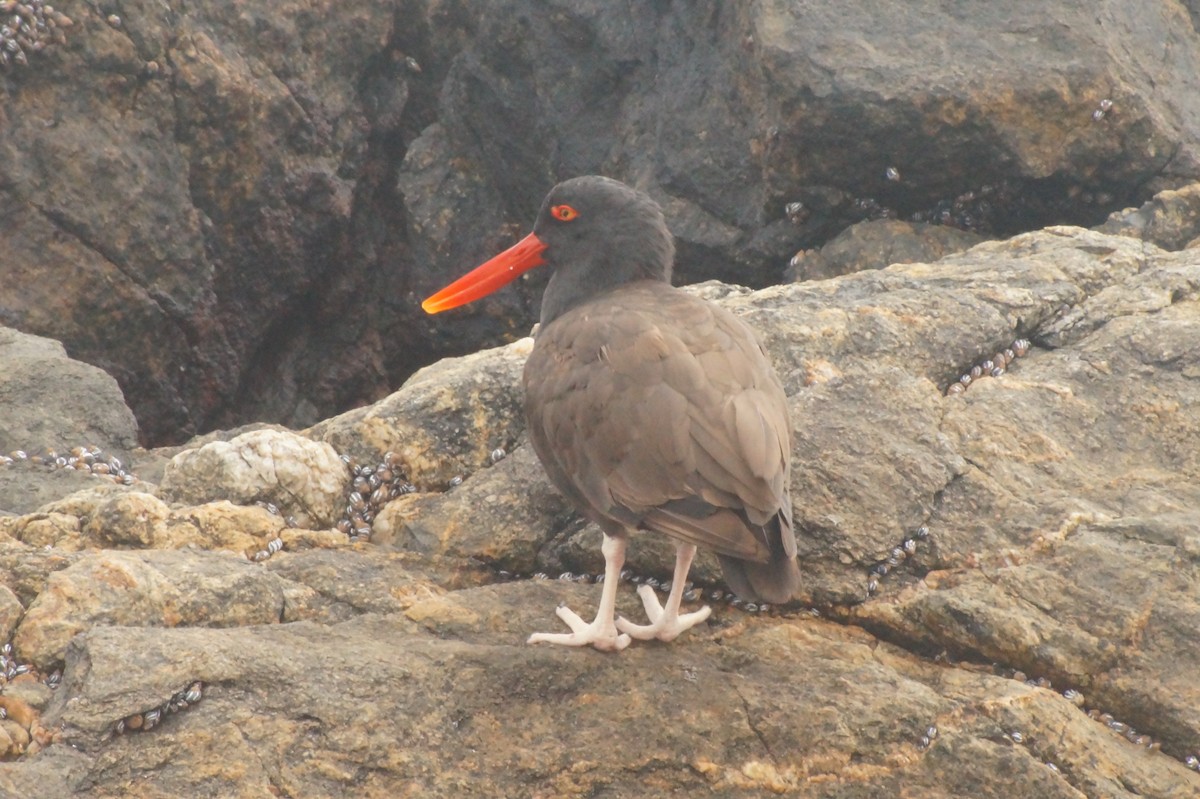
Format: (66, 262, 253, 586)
(424, 176, 799, 651)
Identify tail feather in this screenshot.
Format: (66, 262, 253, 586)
(717, 552, 801, 604)
(716, 505, 800, 604)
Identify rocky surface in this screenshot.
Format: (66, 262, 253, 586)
(0, 221, 1198, 796)
(304, 339, 531, 490)
(0, 329, 138, 468)
(0, 0, 403, 443)
(1098, 183, 1200, 250)
(0, 328, 141, 517)
(785, 219, 987, 281)
(158, 429, 348, 528)
(3, 0, 1200, 444)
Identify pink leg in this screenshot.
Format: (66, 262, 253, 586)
(616, 543, 711, 642)
(527, 533, 632, 652)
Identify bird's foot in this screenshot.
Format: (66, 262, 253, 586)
(615, 584, 712, 642)
(527, 603, 631, 652)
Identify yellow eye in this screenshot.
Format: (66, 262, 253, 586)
(551, 204, 579, 222)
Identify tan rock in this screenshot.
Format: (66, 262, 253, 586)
(81, 492, 171, 548)
(163, 501, 286, 558)
(0, 722, 17, 760)
(1, 226, 1199, 796)
(371, 444, 558, 572)
(34, 484, 147, 519)
(158, 429, 347, 528)
(8, 513, 84, 551)
(22, 493, 290, 557)
(13, 549, 290, 667)
(0, 696, 37, 730)
(6, 582, 1193, 798)
(0, 585, 22, 643)
(264, 548, 448, 623)
(0, 546, 78, 614)
(278, 527, 349, 552)
(306, 339, 530, 490)
(1098, 182, 1200, 251)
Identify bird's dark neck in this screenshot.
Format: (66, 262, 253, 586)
(539, 244, 674, 328)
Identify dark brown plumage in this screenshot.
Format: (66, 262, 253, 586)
(424, 176, 799, 651)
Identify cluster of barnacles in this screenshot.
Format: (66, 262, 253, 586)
(113, 682, 204, 735)
(0, 1, 72, 70)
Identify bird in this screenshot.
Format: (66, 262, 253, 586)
(423, 175, 799, 652)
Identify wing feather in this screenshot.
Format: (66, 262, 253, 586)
(524, 282, 793, 562)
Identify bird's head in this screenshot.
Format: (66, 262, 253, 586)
(423, 176, 675, 326)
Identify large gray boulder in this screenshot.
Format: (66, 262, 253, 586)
(3, 0, 1199, 444)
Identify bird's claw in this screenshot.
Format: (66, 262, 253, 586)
(615, 584, 712, 642)
(527, 603, 631, 652)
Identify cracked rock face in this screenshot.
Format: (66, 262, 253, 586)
(158, 429, 348, 528)
(1, 223, 1199, 794)
(14, 549, 293, 667)
(3, 0, 1200, 449)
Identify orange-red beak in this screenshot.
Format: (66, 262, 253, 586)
(422, 232, 548, 314)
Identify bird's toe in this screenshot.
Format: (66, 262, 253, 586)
(615, 604, 712, 642)
(527, 606, 631, 652)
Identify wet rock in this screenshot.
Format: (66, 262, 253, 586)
(158, 429, 347, 527)
(1097, 182, 1200, 250)
(786, 219, 988, 281)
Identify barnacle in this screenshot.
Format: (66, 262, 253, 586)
(0, 1, 73, 71)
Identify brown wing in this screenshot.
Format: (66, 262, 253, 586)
(523, 281, 793, 564)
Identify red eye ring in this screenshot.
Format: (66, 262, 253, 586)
(551, 204, 579, 222)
